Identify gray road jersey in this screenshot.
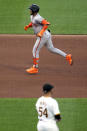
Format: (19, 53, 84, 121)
(30, 13, 44, 34)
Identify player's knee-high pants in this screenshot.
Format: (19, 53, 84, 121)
(33, 30, 67, 67)
(37, 121, 59, 131)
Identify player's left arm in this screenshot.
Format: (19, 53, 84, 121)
(54, 114, 61, 122)
(37, 19, 50, 37)
(53, 100, 61, 122)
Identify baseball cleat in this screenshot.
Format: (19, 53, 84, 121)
(66, 54, 73, 65)
(26, 66, 38, 74)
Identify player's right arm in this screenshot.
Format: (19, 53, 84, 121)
(24, 22, 32, 31)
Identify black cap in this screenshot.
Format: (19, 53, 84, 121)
(43, 84, 54, 93)
(29, 4, 40, 13)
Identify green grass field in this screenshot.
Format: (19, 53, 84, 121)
(0, 0, 87, 34)
(0, 98, 87, 131)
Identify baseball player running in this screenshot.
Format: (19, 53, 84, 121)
(24, 4, 73, 74)
(36, 83, 61, 131)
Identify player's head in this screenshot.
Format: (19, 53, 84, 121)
(43, 83, 54, 95)
(29, 4, 40, 15)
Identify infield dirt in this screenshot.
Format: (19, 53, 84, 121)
(0, 35, 87, 98)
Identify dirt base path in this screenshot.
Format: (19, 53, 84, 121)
(0, 35, 87, 98)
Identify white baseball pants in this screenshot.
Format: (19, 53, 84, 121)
(37, 121, 59, 131)
(33, 30, 67, 58)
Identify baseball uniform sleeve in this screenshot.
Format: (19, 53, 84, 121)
(53, 100, 60, 115)
(36, 99, 39, 111)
